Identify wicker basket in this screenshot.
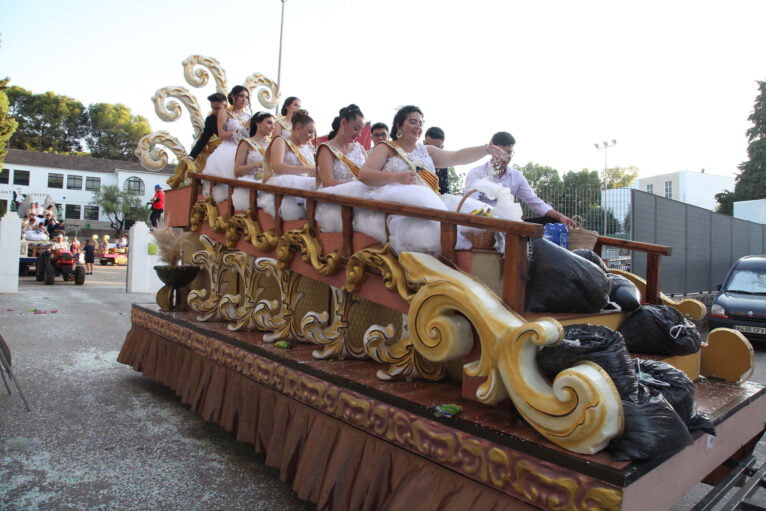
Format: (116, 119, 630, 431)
(457, 189, 495, 249)
(567, 215, 599, 250)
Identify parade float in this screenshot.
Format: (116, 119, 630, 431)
(118, 56, 766, 510)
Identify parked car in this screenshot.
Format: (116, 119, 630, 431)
(709, 255, 766, 341)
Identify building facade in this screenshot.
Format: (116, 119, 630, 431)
(637, 170, 734, 211)
(0, 149, 173, 231)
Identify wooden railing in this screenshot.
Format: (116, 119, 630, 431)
(188, 174, 671, 311)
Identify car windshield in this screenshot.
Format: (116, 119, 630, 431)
(725, 269, 766, 295)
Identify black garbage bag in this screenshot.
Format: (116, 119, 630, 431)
(636, 359, 715, 435)
(526, 239, 610, 313)
(537, 325, 638, 400)
(572, 249, 609, 272)
(608, 384, 693, 461)
(607, 273, 641, 312)
(618, 305, 702, 356)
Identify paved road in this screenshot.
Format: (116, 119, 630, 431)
(1, 266, 764, 510)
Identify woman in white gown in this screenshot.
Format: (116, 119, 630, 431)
(274, 96, 301, 139)
(314, 104, 375, 234)
(262, 109, 317, 220)
(359, 105, 509, 254)
(231, 111, 275, 211)
(201, 85, 251, 202)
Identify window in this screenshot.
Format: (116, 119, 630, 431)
(85, 176, 101, 191)
(65, 204, 81, 220)
(124, 176, 145, 195)
(67, 175, 83, 190)
(646, 184, 654, 194)
(84, 205, 100, 220)
(13, 170, 30, 186)
(664, 180, 672, 199)
(48, 173, 64, 189)
(0, 168, 8, 184)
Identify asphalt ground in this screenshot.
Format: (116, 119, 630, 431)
(0, 265, 765, 510)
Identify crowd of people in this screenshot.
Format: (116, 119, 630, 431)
(21, 201, 64, 241)
(191, 87, 574, 253)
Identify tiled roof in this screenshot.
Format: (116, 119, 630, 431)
(3, 149, 175, 175)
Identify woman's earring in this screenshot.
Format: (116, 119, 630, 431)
(396, 129, 403, 139)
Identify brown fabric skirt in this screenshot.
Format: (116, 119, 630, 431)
(118, 325, 531, 511)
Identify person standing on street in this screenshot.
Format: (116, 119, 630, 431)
(148, 185, 165, 228)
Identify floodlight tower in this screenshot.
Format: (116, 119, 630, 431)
(594, 139, 617, 235)
(276, 0, 288, 115)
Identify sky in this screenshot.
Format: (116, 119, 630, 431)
(2, 0, 765, 181)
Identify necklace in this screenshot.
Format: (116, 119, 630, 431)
(254, 136, 269, 145)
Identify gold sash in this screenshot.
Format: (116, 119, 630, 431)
(381, 141, 440, 194)
(317, 143, 360, 179)
(263, 136, 313, 182)
(240, 138, 267, 180)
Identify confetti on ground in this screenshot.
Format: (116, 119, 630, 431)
(274, 340, 293, 349)
(432, 403, 463, 418)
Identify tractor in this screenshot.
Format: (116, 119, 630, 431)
(36, 249, 86, 285)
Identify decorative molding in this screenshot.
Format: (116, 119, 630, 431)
(151, 86, 204, 137)
(182, 55, 228, 95)
(365, 316, 445, 381)
(343, 243, 416, 302)
(242, 72, 280, 110)
(228, 210, 278, 252)
(134, 131, 188, 171)
(251, 258, 303, 343)
(277, 223, 342, 277)
(188, 235, 229, 321)
(302, 286, 365, 360)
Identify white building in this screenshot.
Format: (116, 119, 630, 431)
(637, 170, 734, 211)
(734, 198, 766, 225)
(0, 149, 173, 231)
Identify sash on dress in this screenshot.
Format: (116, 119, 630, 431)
(263, 136, 314, 182)
(317, 143, 360, 179)
(381, 141, 440, 194)
(240, 138, 268, 180)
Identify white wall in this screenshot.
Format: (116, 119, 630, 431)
(734, 199, 766, 225)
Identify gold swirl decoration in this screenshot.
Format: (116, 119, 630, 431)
(251, 258, 304, 342)
(218, 251, 266, 331)
(610, 269, 706, 320)
(182, 55, 228, 95)
(135, 131, 188, 171)
(166, 158, 198, 189)
(343, 244, 416, 302)
(301, 287, 366, 360)
(276, 223, 342, 277)
(243, 72, 280, 109)
(188, 235, 229, 322)
(189, 198, 228, 235)
(227, 210, 278, 252)
(151, 86, 205, 137)
(399, 252, 624, 454)
(365, 319, 445, 381)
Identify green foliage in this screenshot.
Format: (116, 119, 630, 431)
(716, 80, 766, 214)
(86, 103, 151, 160)
(446, 166, 463, 194)
(603, 165, 639, 189)
(6, 85, 88, 153)
(91, 185, 150, 236)
(0, 88, 18, 165)
(519, 162, 561, 189)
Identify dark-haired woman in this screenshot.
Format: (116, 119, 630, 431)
(231, 111, 274, 211)
(274, 96, 301, 138)
(202, 85, 251, 202)
(359, 105, 508, 254)
(261, 109, 317, 220)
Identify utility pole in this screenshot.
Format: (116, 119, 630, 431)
(276, 0, 288, 115)
(594, 140, 617, 235)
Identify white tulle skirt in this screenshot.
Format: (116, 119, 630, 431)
(201, 140, 238, 203)
(231, 175, 261, 211)
(260, 174, 317, 221)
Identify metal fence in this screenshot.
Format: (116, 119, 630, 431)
(630, 189, 766, 294)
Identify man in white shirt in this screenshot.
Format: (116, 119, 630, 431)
(465, 132, 574, 226)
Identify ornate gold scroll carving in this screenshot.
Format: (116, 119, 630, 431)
(251, 258, 303, 342)
(609, 269, 706, 320)
(277, 223, 342, 277)
(135, 131, 188, 171)
(182, 55, 228, 95)
(218, 251, 265, 331)
(188, 235, 229, 321)
(190, 197, 228, 234)
(365, 316, 445, 381)
(151, 86, 204, 137)
(301, 286, 366, 360)
(343, 243, 416, 302)
(399, 252, 624, 454)
(243, 72, 280, 109)
(227, 210, 278, 252)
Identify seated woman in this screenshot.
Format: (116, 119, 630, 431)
(274, 96, 301, 138)
(231, 111, 275, 212)
(201, 85, 251, 203)
(359, 105, 508, 254)
(315, 104, 377, 234)
(261, 109, 316, 221)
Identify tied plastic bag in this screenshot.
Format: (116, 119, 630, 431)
(608, 384, 693, 461)
(618, 305, 702, 356)
(537, 324, 638, 400)
(636, 359, 715, 435)
(607, 273, 642, 312)
(526, 239, 610, 313)
(572, 249, 608, 272)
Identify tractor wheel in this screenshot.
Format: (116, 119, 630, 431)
(36, 255, 46, 281)
(74, 266, 86, 285)
(45, 263, 56, 285)
(100, 259, 108, 265)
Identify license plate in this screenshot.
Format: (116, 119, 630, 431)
(734, 325, 766, 335)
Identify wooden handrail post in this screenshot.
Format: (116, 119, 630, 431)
(440, 223, 457, 263)
(274, 195, 284, 235)
(645, 253, 662, 304)
(503, 232, 528, 311)
(341, 206, 353, 258)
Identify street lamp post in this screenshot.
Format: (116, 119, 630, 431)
(276, 0, 288, 115)
(594, 139, 617, 235)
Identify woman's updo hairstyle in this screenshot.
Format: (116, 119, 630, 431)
(249, 111, 274, 137)
(328, 104, 364, 140)
(391, 105, 423, 141)
(281, 96, 300, 116)
(291, 109, 314, 127)
(228, 85, 248, 105)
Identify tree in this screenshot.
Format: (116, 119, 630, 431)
(6, 86, 88, 153)
(86, 103, 151, 161)
(446, 167, 463, 194)
(716, 80, 766, 214)
(0, 87, 17, 166)
(91, 185, 150, 236)
(603, 165, 639, 189)
(519, 162, 561, 189)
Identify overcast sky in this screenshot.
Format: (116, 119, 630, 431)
(2, 0, 765, 180)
